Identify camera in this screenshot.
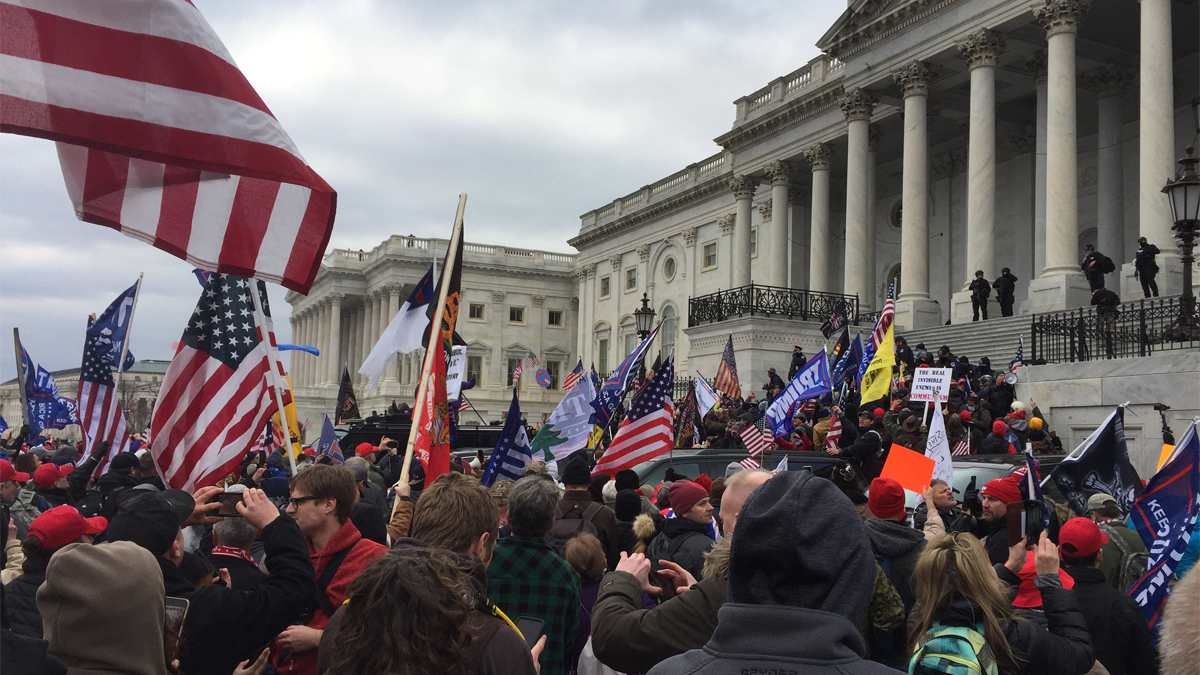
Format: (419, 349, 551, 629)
(1153, 403, 1171, 412)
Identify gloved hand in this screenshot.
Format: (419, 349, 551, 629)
(962, 475, 982, 517)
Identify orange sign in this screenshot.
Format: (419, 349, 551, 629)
(879, 444, 936, 493)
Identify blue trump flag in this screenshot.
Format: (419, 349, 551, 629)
(88, 281, 139, 371)
(0, 414, 7, 435)
(18, 341, 76, 438)
(591, 326, 659, 431)
(481, 388, 532, 488)
(1127, 419, 1199, 644)
(832, 332, 864, 386)
(765, 349, 833, 438)
(316, 414, 344, 464)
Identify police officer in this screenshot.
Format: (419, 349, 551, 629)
(1134, 237, 1160, 297)
(1082, 244, 1105, 290)
(992, 267, 1018, 317)
(968, 270, 990, 321)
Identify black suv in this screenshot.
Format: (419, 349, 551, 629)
(632, 449, 851, 487)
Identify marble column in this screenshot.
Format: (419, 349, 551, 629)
(951, 29, 1004, 323)
(839, 89, 875, 305)
(326, 294, 343, 385)
(866, 126, 882, 310)
(1027, 51, 1049, 278)
(381, 287, 400, 385)
(730, 176, 758, 287)
(719, 215, 736, 287)
(803, 143, 833, 292)
(316, 301, 329, 386)
(1133, 0, 1179, 292)
(294, 313, 305, 387)
(302, 312, 314, 387)
(575, 269, 586, 359)
(891, 61, 940, 328)
(1083, 66, 1131, 266)
(360, 295, 374, 385)
(764, 161, 792, 288)
(1028, 0, 1091, 313)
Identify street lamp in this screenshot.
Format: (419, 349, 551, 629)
(1162, 145, 1200, 342)
(633, 292, 657, 380)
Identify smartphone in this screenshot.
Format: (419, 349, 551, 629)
(514, 616, 545, 649)
(1006, 500, 1044, 547)
(213, 491, 244, 518)
(164, 596, 189, 662)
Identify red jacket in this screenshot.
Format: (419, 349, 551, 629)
(272, 519, 387, 675)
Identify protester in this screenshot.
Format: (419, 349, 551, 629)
(645, 480, 715, 594)
(1057, 517, 1156, 675)
(591, 469, 773, 673)
(558, 455, 620, 570)
(1085, 493, 1148, 590)
(31, 462, 75, 508)
(977, 477, 1022, 564)
(2, 458, 47, 533)
(210, 516, 268, 590)
(564, 533, 607, 674)
(613, 488, 643, 555)
(980, 420, 1016, 455)
(908, 532, 1094, 675)
(488, 475, 579, 675)
(912, 479, 976, 536)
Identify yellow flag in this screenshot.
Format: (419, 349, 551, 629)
(272, 376, 303, 459)
(860, 325, 895, 402)
(1156, 443, 1176, 472)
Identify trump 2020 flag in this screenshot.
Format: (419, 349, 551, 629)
(316, 414, 343, 464)
(765, 349, 832, 438)
(530, 368, 597, 461)
(17, 340, 76, 439)
(1127, 419, 1199, 644)
(88, 280, 139, 371)
(481, 388, 532, 488)
(1050, 407, 1142, 516)
(592, 326, 659, 431)
(693, 374, 720, 420)
(360, 266, 434, 393)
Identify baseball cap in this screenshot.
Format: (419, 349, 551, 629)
(106, 489, 195, 557)
(1012, 550, 1075, 608)
(32, 462, 73, 489)
(27, 505, 108, 549)
(355, 442, 375, 457)
(1086, 493, 1119, 512)
(108, 453, 141, 473)
(1058, 517, 1110, 557)
(0, 459, 30, 483)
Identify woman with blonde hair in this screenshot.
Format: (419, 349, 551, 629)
(908, 531, 1094, 675)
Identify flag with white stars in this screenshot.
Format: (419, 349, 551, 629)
(151, 273, 284, 491)
(79, 316, 132, 477)
(593, 349, 675, 476)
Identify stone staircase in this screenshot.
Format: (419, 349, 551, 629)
(898, 315, 1030, 365)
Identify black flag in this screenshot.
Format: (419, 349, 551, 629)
(819, 302, 847, 339)
(1049, 407, 1142, 516)
(336, 367, 360, 424)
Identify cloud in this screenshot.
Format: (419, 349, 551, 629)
(0, 0, 843, 380)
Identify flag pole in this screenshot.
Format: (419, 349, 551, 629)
(397, 194, 466, 497)
(12, 328, 29, 439)
(111, 273, 144, 430)
(248, 280, 298, 476)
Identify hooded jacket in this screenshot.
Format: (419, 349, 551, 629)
(5, 553, 50, 638)
(648, 472, 896, 675)
(645, 517, 715, 591)
(1061, 565, 1156, 675)
(863, 518, 926, 603)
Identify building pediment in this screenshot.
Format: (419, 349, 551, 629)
(817, 0, 956, 60)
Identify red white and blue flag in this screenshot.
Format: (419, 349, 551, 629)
(593, 350, 675, 476)
(563, 359, 584, 392)
(79, 316, 131, 477)
(713, 334, 740, 397)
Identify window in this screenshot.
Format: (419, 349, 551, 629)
(598, 338, 610, 376)
(507, 358, 520, 386)
(663, 257, 676, 281)
(509, 307, 524, 323)
(750, 227, 758, 257)
(660, 306, 676, 360)
(467, 355, 483, 384)
(547, 310, 563, 326)
(546, 361, 560, 389)
(625, 333, 638, 357)
(600, 276, 611, 298)
(703, 242, 717, 269)
(625, 267, 637, 291)
(468, 303, 485, 320)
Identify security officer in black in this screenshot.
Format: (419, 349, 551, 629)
(1134, 237, 1160, 297)
(1082, 244, 1105, 290)
(968, 270, 990, 321)
(992, 267, 1018, 317)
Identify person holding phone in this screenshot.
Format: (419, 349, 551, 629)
(975, 477, 1024, 565)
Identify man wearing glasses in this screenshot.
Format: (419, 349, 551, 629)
(273, 465, 387, 675)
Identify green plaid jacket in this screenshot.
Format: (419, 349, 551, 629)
(487, 535, 580, 675)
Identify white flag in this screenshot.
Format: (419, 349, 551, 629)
(924, 408, 953, 486)
(694, 374, 720, 420)
(529, 370, 598, 460)
(359, 268, 433, 394)
(774, 456, 789, 474)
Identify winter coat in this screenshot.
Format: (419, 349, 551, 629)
(812, 418, 831, 448)
(5, 568, 47, 638)
(911, 502, 977, 535)
(592, 538, 729, 674)
(843, 429, 885, 480)
(1097, 522, 1148, 590)
(1092, 288, 1121, 315)
(1134, 243, 1159, 273)
(208, 550, 268, 590)
(896, 344, 915, 371)
(864, 518, 926, 603)
(646, 518, 715, 589)
(970, 278, 991, 300)
(789, 352, 806, 379)
(560, 490, 621, 571)
(980, 434, 1015, 455)
(1158, 563, 1199, 675)
(7, 489, 48, 530)
(993, 272, 1018, 299)
(976, 517, 1010, 565)
(1062, 566, 1156, 675)
(630, 513, 661, 555)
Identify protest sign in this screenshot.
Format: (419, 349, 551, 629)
(879, 444, 936, 493)
(909, 367, 952, 403)
(446, 346, 468, 400)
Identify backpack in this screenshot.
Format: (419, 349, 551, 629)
(547, 502, 601, 555)
(1097, 254, 1116, 274)
(1099, 523, 1149, 592)
(909, 622, 999, 675)
(870, 554, 915, 664)
(75, 488, 121, 520)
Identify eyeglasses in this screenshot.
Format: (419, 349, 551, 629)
(288, 496, 321, 509)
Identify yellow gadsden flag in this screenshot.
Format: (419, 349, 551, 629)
(860, 325, 895, 402)
(272, 376, 303, 459)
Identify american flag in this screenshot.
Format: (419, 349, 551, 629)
(593, 351, 675, 476)
(713, 334, 740, 397)
(870, 281, 896, 351)
(151, 274, 283, 491)
(952, 433, 971, 456)
(825, 414, 842, 452)
(738, 456, 762, 470)
(2, 1, 336, 293)
(79, 317, 131, 477)
(563, 359, 584, 392)
(739, 424, 772, 457)
(1011, 337, 1024, 369)
(512, 359, 524, 385)
(248, 422, 271, 457)
(524, 353, 540, 370)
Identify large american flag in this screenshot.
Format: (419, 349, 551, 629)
(739, 423, 772, 457)
(713, 334, 740, 397)
(79, 317, 131, 477)
(563, 359, 584, 392)
(151, 274, 283, 491)
(870, 281, 896, 351)
(825, 414, 842, 452)
(1, 0, 337, 293)
(593, 351, 675, 476)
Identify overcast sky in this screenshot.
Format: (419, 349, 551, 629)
(0, 0, 844, 382)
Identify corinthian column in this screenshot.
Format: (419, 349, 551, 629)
(1134, 0, 1179, 292)
(764, 161, 792, 288)
(729, 176, 759, 287)
(840, 89, 875, 304)
(1027, 0, 1092, 313)
(384, 286, 402, 385)
(803, 143, 833, 293)
(891, 60, 940, 328)
(866, 126, 882, 310)
(326, 294, 343, 385)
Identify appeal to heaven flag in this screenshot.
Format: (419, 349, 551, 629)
(530, 368, 597, 461)
(859, 324, 895, 402)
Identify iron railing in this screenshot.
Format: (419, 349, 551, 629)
(672, 376, 696, 401)
(858, 310, 882, 326)
(688, 284, 860, 327)
(1029, 295, 1199, 363)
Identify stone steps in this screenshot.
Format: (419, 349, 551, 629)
(898, 315, 1030, 366)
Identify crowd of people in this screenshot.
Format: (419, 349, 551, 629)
(2, 412, 1197, 675)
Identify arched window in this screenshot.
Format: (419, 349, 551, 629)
(660, 305, 676, 360)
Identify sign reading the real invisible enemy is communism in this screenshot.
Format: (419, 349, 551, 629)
(909, 367, 952, 403)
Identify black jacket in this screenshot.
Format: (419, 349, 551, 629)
(843, 428, 884, 480)
(911, 502, 977, 535)
(979, 434, 1012, 455)
(1092, 288, 1120, 315)
(1062, 565, 1157, 675)
(646, 518, 715, 589)
(176, 515, 317, 675)
(4, 569, 47, 639)
(977, 517, 1009, 565)
(864, 518, 926, 604)
(993, 272, 1018, 299)
(208, 552, 268, 590)
(969, 278, 991, 300)
(1134, 243, 1159, 272)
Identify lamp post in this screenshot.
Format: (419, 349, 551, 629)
(633, 292, 657, 378)
(1162, 145, 1200, 342)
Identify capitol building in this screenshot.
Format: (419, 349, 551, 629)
(290, 0, 1198, 471)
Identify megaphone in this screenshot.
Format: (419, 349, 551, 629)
(1004, 371, 1018, 385)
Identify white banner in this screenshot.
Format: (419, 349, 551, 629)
(909, 367, 952, 403)
(924, 408, 953, 486)
(446, 346, 468, 401)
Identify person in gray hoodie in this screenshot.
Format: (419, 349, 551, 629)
(646, 470, 902, 675)
(864, 477, 926, 606)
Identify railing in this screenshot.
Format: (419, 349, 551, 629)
(1029, 295, 1199, 363)
(858, 310, 881, 326)
(672, 376, 695, 402)
(688, 284, 860, 327)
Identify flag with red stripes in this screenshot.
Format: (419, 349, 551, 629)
(952, 434, 971, 456)
(151, 273, 283, 491)
(0, 0, 337, 293)
(563, 359, 584, 392)
(713, 334, 740, 397)
(869, 282, 896, 351)
(78, 317, 131, 477)
(593, 351, 675, 476)
(738, 456, 761, 470)
(825, 414, 842, 452)
(739, 424, 772, 457)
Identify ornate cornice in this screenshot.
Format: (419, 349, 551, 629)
(1080, 64, 1133, 98)
(715, 85, 844, 153)
(683, 227, 698, 246)
(1035, 0, 1089, 38)
(719, 214, 736, 234)
(567, 171, 732, 250)
(729, 175, 759, 200)
(892, 61, 937, 98)
(956, 28, 1005, 70)
(637, 244, 651, 262)
(803, 142, 834, 171)
(763, 160, 793, 187)
(758, 202, 773, 222)
(838, 88, 877, 122)
(819, 0, 959, 61)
